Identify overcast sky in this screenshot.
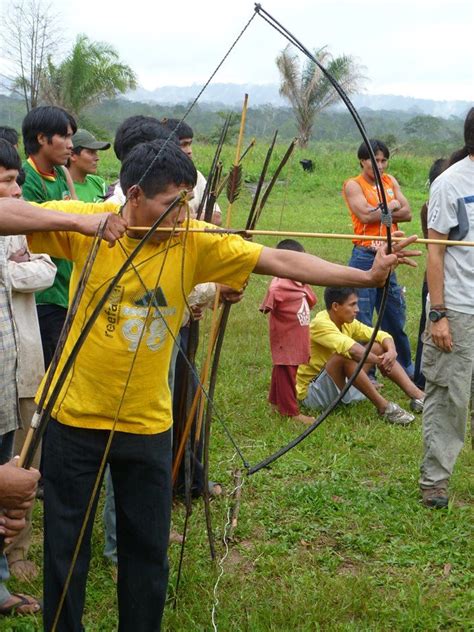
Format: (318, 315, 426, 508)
(2, 0, 474, 101)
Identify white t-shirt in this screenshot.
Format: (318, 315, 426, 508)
(428, 156, 474, 314)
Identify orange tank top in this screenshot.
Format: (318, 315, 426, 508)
(343, 173, 398, 247)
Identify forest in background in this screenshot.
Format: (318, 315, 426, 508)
(0, 93, 465, 157)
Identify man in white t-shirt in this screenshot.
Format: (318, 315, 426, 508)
(420, 107, 474, 509)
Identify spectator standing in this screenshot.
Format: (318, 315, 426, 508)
(68, 129, 110, 203)
(343, 139, 414, 378)
(21, 106, 77, 367)
(420, 107, 474, 508)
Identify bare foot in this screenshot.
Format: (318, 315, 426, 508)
(169, 529, 184, 545)
(291, 413, 315, 425)
(7, 560, 39, 581)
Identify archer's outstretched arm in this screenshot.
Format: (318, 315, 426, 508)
(253, 233, 419, 288)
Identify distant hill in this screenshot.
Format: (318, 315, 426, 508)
(127, 83, 471, 118)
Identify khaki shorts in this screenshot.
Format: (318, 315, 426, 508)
(301, 369, 366, 410)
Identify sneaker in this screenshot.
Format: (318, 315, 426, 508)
(421, 487, 449, 509)
(410, 397, 425, 413)
(381, 401, 415, 426)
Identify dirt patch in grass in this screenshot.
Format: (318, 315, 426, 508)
(337, 558, 362, 576)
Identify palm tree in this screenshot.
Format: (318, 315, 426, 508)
(276, 45, 365, 147)
(41, 35, 137, 118)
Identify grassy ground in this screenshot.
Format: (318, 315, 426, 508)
(5, 143, 473, 631)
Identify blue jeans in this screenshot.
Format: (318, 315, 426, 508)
(348, 246, 414, 377)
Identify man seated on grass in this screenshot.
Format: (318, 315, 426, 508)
(21, 138, 420, 631)
(68, 129, 110, 202)
(297, 287, 425, 425)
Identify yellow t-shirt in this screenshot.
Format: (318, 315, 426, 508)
(296, 310, 392, 400)
(29, 201, 263, 434)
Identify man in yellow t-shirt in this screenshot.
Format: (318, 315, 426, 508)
(25, 139, 419, 632)
(297, 287, 425, 426)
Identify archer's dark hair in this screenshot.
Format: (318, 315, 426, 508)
(120, 139, 197, 198)
(0, 126, 19, 146)
(22, 106, 77, 156)
(161, 118, 193, 141)
(428, 158, 449, 185)
(0, 139, 22, 171)
(276, 239, 305, 253)
(357, 139, 390, 162)
(448, 107, 474, 166)
(324, 287, 358, 310)
(114, 116, 178, 161)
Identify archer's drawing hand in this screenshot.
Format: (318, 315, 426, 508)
(76, 213, 128, 246)
(431, 318, 453, 352)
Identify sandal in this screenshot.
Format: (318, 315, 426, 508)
(0, 593, 41, 616)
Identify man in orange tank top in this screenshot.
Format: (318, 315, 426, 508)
(343, 139, 414, 378)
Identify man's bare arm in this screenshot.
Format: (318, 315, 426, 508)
(253, 234, 419, 288)
(348, 342, 380, 365)
(389, 175, 412, 222)
(427, 228, 452, 352)
(0, 199, 127, 245)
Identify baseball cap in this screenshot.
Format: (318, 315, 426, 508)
(72, 129, 111, 150)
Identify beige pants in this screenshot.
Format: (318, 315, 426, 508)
(5, 398, 40, 564)
(420, 310, 474, 489)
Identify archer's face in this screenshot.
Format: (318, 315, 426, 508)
(128, 182, 194, 243)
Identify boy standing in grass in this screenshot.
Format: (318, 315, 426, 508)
(260, 239, 316, 424)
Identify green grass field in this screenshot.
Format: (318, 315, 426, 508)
(5, 142, 473, 631)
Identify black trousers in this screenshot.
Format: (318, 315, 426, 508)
(37, 304, 68, 368)
(172, 325, 204, 498)
(43, 419, 172, 632)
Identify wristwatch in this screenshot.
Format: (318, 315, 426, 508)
(428, 308, 447, 322)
